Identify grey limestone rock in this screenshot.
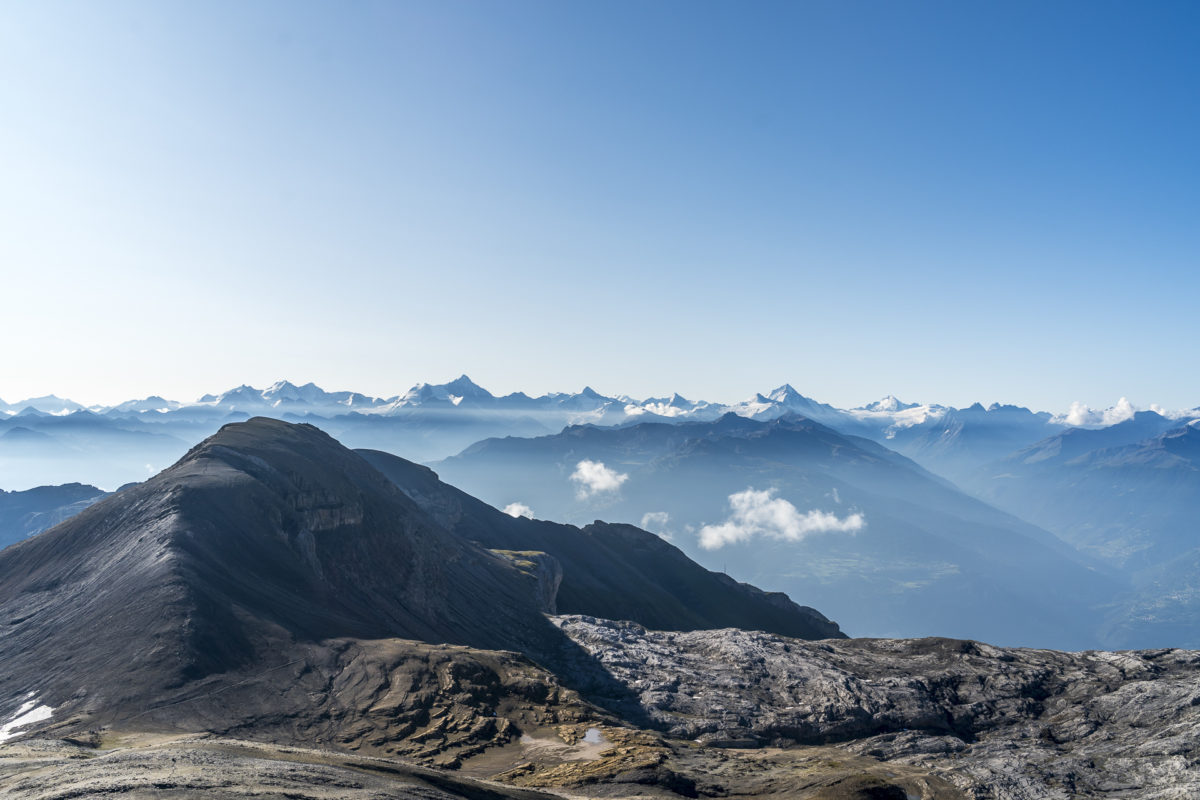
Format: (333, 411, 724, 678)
(555, 615, 1200, 798)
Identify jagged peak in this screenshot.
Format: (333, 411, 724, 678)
(767, 383, 803, 400)
(860, 394, 918, 413)
(442, 374, 493, 397)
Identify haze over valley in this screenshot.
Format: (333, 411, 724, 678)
(3, 376, 1199, 652)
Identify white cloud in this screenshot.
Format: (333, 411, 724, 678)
(503, 502, 534, 519)
(1149, 403, 1200, 421)
(1062, 401, 1094, 427)
(699, 488, 864, 550)
(1061, 397, 1138, 427)
(1104, 397, 1136, 425)
(570, 460, 629, 499)
(640, 511, 671, 539)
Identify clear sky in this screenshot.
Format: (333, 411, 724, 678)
(1, 1, 1197, 411)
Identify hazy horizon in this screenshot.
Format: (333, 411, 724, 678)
(0, 373, 1192, 418)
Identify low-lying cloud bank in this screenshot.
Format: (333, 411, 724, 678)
(1061, 397, 1137, 427)
(699, 488, 864, 550)
(1057, 397, 1200, 427)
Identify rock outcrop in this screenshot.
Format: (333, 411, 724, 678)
(557, 615, 1200, 798)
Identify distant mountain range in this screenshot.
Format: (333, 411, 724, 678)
(3, 377, 1198, 648)
(0, 483, 108, 551)
(3, 376, 1194, 490)
(6, 375, 1192, 434)
(432, 413, 1117, 649)
(966, 416, 1200, 646)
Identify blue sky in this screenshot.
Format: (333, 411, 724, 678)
(1, 1, 1197, 410)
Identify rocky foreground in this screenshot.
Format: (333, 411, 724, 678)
(6, 619, 1200, 799)
(556, 616, 1200, 799)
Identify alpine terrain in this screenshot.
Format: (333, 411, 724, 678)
(3, 419, 1200, 799)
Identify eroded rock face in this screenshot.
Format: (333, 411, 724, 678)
(556, 616, 1200, 799)
(211, 638, 601, 769)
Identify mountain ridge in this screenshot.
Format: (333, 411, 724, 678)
(4, 377, 1194, 491)
(8, 377, 1191, 431)
(432, 412, 1117, 648)
(0, 417, 843, 747)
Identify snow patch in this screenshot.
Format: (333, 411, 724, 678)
(0, 699, 54, 743)
(844, 403, 948, 433)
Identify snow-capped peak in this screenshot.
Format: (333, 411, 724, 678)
(112, 396, 182, 414)
(393, 375, 496, 408)
(442, 374, 493, 400)
(8, 395, 85, 415)
(766, 384, 806, 404)
(861, 395, 918, 413)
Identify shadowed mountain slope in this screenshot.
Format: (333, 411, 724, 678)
(356, 447, 843, 640)
(0, 418, 570, 733)
(432, 414, 1117, 648)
